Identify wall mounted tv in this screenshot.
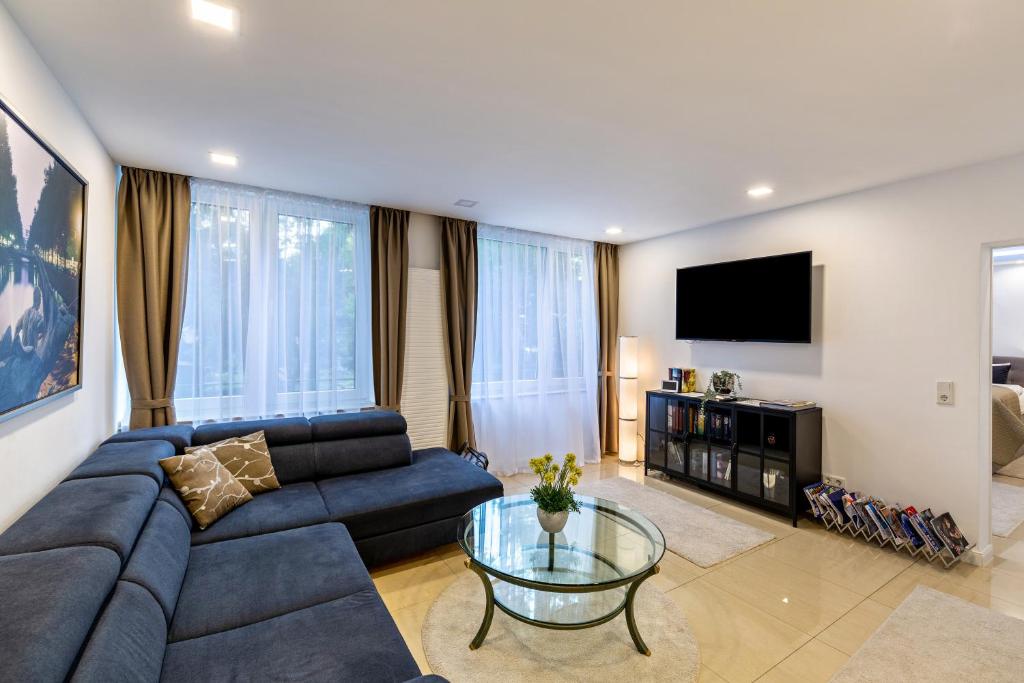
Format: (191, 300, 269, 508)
(675, 251, 812, 343)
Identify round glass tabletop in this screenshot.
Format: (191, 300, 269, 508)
(458, 494, 666, 590)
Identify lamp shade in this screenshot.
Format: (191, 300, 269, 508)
(618, 418, 637, 463)
(618, 335, 638, 379)
(619, 377, 638, 420)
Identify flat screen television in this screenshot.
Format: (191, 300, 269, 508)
(675, 251, 812, 343)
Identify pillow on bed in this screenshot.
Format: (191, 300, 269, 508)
(993, 363, 1012, 384)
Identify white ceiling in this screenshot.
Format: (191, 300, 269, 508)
(6, 0, 1024, 243)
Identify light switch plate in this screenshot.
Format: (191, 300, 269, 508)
(937, 380, 954, 405)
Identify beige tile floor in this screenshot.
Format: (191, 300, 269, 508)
(371, 458, 1024, 682)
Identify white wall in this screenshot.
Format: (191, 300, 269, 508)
(992, 262, 1024, 357)
(620, 154, 1024, 557)
(0, 4, 117, 531)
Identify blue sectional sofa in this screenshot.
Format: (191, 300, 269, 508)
(0, 411, 503, 681)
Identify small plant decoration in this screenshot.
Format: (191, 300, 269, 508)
(700, 370, 743, 414)
(528, 453, 583, 514)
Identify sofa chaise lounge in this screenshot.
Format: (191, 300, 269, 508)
(0, 411, 503, 681)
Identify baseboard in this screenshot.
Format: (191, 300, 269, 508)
(965, 543, 993, 566)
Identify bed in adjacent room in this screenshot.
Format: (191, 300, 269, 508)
(992, 356, 1024, 475)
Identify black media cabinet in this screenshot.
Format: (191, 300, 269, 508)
(644, 390, 822, 526)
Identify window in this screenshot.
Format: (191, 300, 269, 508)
(472, 224, 600, 474)
(175, 180, 373, 422)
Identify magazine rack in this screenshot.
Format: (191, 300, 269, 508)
(818, 512, 974, 570)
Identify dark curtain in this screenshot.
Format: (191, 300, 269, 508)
(595, 242, 619, 454)
(440, 217, 478, 450)
(370, 206, 410, 410)
(117, 167, 191, 429)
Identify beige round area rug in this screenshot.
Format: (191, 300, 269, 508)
(422, 573, 700, 682)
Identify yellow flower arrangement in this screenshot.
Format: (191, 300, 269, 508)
(529, 453, 583, 514)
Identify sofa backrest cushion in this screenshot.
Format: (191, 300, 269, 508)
(0, 474, 158, 563)
(310, 412, 412, 478)
(102, 423, 195, 453)
(120, 499, 192, 621)
(193, 417, 315, 484)
(0, 546, 121, 681)
(71, 581, 167, 682)
(315, 435, 413, 478)
(65, 440, 174, 487)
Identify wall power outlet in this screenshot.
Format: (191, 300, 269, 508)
(824, 474, 846, 489)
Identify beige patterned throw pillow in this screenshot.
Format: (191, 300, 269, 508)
(185, 431, 281, 495)
(160, 450, 253, 529)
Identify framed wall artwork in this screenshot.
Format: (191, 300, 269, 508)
(0, 95, 87, 422)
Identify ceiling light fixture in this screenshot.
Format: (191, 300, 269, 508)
(454, 199, 478, 208)
(747, 185, 774, 198)
(191, 0, 238, 32)
(605, 226, 623, 235)
(209, 151, 238, 166)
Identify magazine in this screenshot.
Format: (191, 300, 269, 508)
(911, 509, 944, 553)
(898, 509, 924, 548)
(930, 512, 970, 557)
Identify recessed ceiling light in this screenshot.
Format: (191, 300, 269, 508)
(454, 199, 478, 208)
(209, 151, 238, 166)
(605, 226, 623, 235)
(747, 185, 774, 198)
(191, 0, 238, 32)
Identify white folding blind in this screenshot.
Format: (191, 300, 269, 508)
(402, 268, 449, 449)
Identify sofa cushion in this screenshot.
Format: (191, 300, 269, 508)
(309, 410, 406, 440)
(185, 431, 281, 494)
(65, 440, 174, 486)
(159, 484, 194, 530)
(189, 481, 329, 545)
(314, 434, 412, 478)
(71, 581, 167, 683)
(121, 499, 191, 622)
(317, 448, 503, 540)
(102, 424, 195, 453)
(0, 546, 121, 682)
(0, 474, 158, 562)
(160, 450, 253, 530)
(194, 418, 316, 484)
(169, 523, 371, 641)
(161, 589, 420, 683)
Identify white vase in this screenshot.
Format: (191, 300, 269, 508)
(537, 509, 569, 533)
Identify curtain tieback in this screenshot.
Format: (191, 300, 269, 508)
(451, 394, 470, 403)
(599, 371, 614, 377)
(132, 397, 173, 410)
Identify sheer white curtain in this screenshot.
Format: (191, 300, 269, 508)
(472, 224, 601, 475)
(175, 179, 374, 422)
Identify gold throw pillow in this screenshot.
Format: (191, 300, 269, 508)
(185, 431, 281, 495)
(160, 449, 253, 529)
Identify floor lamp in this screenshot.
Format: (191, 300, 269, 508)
(618, 335, 640, 466)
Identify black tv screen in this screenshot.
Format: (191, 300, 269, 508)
(675, 251, 812, 343)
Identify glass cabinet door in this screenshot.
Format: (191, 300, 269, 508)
(687, 442, 708, 481)
(762, 459, 791, 505)
(647, 431, 667, 469)
(709, 445, 732, 487)
(737, 452, 760, 497)
(666, 436, 686, 475)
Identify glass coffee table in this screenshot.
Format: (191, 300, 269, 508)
(457, 494, 666, 655)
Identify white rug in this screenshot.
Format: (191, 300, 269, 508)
(422, 572, 700, 682)
(830, 586, 1024, 682)
(578, 477, 774, 567)
(992, 481, 1024, 537)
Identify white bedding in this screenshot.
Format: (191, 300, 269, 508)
(995, 383, 1024, 414)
